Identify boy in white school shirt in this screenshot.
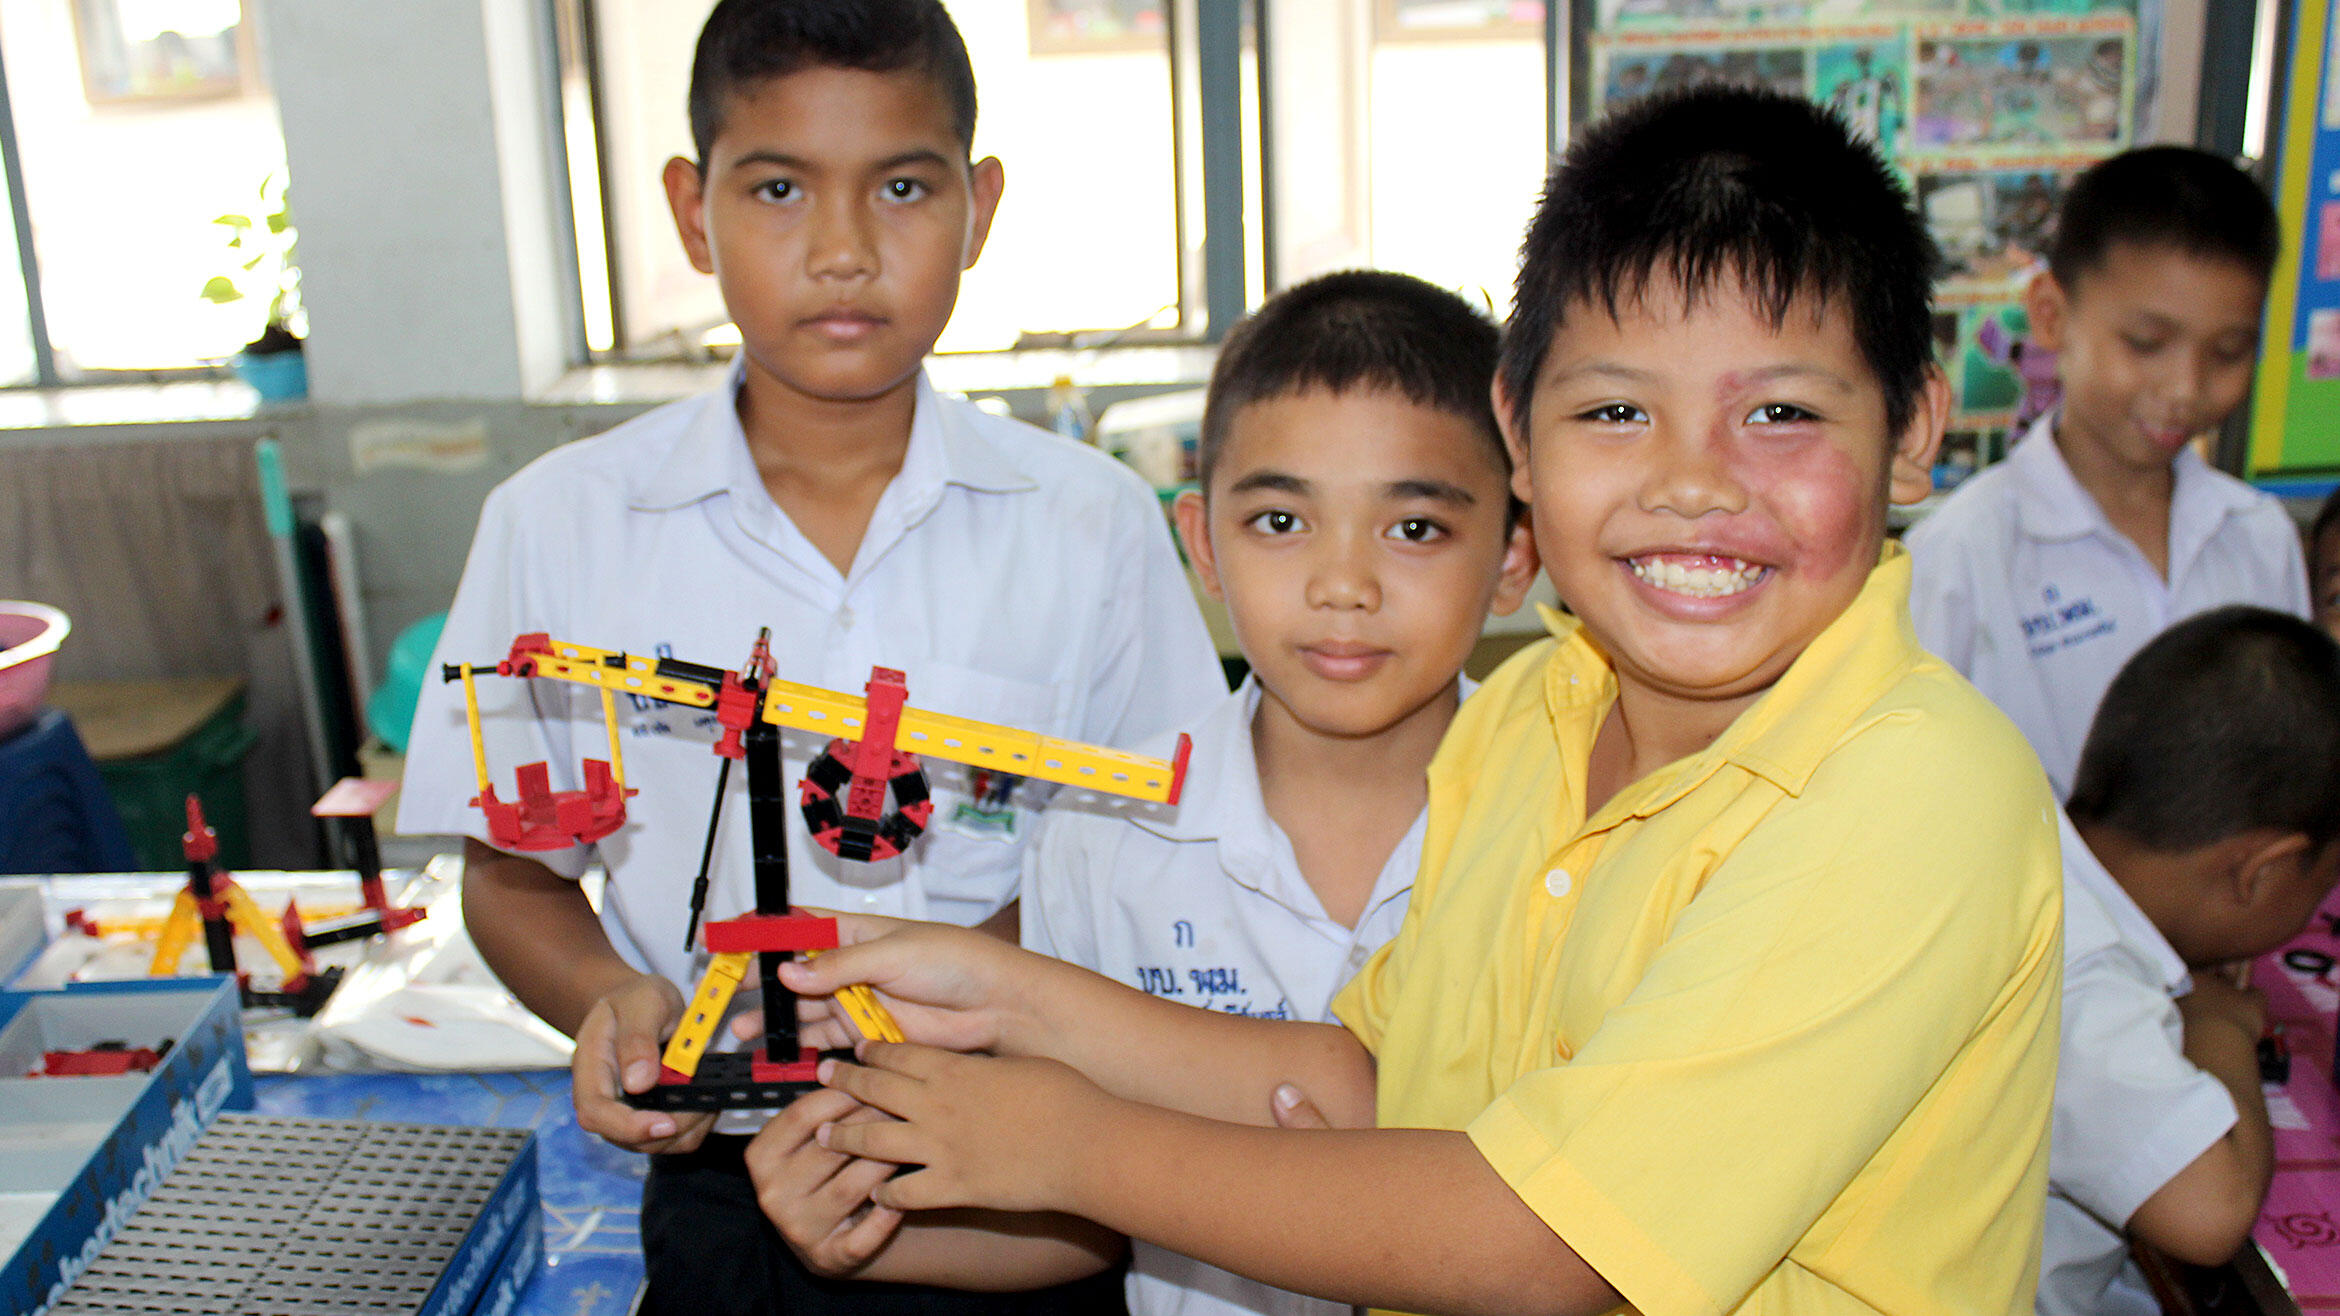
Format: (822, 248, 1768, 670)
(742, 270, 1536, 1314)
(399, 2, 1223, 1312)
(2045, 607, 2340, 1315)
(1907, 147, 2306, 797)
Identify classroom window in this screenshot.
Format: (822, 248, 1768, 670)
(0, 0, 294, 380)
(559, 0, 1558, 359)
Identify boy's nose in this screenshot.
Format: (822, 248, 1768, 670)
(1306, 538, 1381, 611)
(806, 200, 878, 280)
(1638, 428, 1749, 518)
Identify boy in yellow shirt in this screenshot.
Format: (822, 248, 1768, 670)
(775, 87, 2064, 1315)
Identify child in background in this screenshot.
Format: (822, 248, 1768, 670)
(744, 270, 1535, 1313)
(779, 87, 2063, 1314)
(2308, 486, 2340, 644)
(1908, 146, 2306, 797)
(398, 1, 1222, 1312)
(2046, 605, 2340, 1315)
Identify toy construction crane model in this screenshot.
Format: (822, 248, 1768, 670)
(447, 631, 1190, 1110)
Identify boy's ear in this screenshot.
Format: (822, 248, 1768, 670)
(2234, 830, 2317, 906)
(1488, 510, 1540, 618)
(1886, 366, 1951, 507)
(2023, 268, 2070, 354)
(664, 156, 715, 276)
(1491, 376, 1533, 510)
(1171, 489, 1223, 602)
(964, 156, 1006, 270)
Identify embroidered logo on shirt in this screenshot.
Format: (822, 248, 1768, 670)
(2020, 585, 2116, 657)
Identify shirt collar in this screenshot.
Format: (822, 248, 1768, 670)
(1133, 679, 1269, 848)
(1539, 541, 1924, 814)
(627, 365, 1039, 515)
(2011, 410, 2258, 546)
(2063, 812, 2191, 995)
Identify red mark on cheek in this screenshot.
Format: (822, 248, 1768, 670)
(1734, 439, 1877, 582)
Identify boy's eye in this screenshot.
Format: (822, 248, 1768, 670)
(1245, 509, 1304, 535)
(2120, 334, 2167, 355)
(1745, 402, 1818, 425)
(882, 178, 930, 202)
(755, 179, 798, 203)
(1386, 518, 1449, 544)
(1579, 402, 1646, 425)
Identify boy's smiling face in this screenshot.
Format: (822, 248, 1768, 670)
(2030, 240, 2264, 471)
(1503, 278, 1941, 712)
(1178, 388, 1535, 742)
(665, 66, 1004, 408)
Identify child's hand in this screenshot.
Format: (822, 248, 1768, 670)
(571, 972, 717, 1154)
(778, 914, 1042, 1054)
(816, 1042, 1103, 1215)
(745, 1087, 906, 1277)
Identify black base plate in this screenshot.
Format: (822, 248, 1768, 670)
(621, 1047, 855, 1111)
(242, 965, 345, 1017)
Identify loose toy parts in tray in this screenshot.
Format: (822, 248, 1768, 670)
(450, 629, 1190, 1110)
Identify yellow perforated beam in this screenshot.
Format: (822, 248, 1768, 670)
(511, 638, 1185, 805)
(519, 641, 722, 708)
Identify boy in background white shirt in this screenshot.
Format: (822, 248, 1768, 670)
(744, 270, 1536, 1314)
(2047, 605, 2340, 1314)
(1908, 147, 2306, 797)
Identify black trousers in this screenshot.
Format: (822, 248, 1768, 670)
(639, 1134, 1129, 1316)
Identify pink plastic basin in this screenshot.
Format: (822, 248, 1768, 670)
(0, 601, 69, 741)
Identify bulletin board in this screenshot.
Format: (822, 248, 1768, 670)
(1584, 1, 2158, 486)
(2248, 0, 2340, 477)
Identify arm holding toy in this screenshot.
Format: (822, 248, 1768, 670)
(462, 838, 715, 1154)
(746, 1086, 1127, 1287)
(2125, 972, 2271, 1267)
(817, 1043, 1618, 1316)
(776, 914, 1378, 1128)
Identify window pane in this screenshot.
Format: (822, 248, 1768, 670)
(0, 191, 37, 386)
(581, 0, 1185, 356)
(0, 0, 292, 374)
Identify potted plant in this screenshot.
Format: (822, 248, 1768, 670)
(201, 171, 306, 402)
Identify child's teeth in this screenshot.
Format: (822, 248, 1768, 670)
(1631, 556, 1762, 598)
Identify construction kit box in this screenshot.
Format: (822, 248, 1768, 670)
(44, 1113, 540, 1316)
(0, 976, 253, 1316)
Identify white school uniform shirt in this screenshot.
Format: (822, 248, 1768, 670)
(1024, 676, 1444, 1316)
(2042, 811, 2238, 1316)
(1906, 414, 2310, 798)
(402, 366, 1224, 1125)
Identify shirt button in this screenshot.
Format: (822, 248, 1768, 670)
(1545, 868, 1573, 898)
(864, 893, 880, 905)
(837, 607, 856, 630)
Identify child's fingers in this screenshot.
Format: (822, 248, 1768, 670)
(870, 1167, 957, 1213)
(826, 1199, 907, 1268)
(817, 1113, 924, 1165)
(852, 1040, 956, 1081)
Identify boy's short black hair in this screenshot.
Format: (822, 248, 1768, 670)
(2314, 485, 2340, 554)
(2047, 146, 2279, 288)
(2068, 606, 2340, 852)
(1501, 86, 1938, 443)
(1200, 270, 1508, 493)
(688, 0, 978, 163)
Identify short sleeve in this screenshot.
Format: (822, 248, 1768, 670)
(397, 481, 591, 878)
(1467, 714, 2061, 1314)
(2052, 953, 2238, 1228)
(1075, 479, 1226, 748)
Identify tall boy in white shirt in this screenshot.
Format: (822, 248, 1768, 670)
(743, 270, 1536, 1314)
(2046, 606, 2340, 1314)
(399, 2, 1222, 1312)
(1907, 147, 2306, 796)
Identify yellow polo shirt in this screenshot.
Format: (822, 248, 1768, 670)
(1334, 546, 2061, 1316)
